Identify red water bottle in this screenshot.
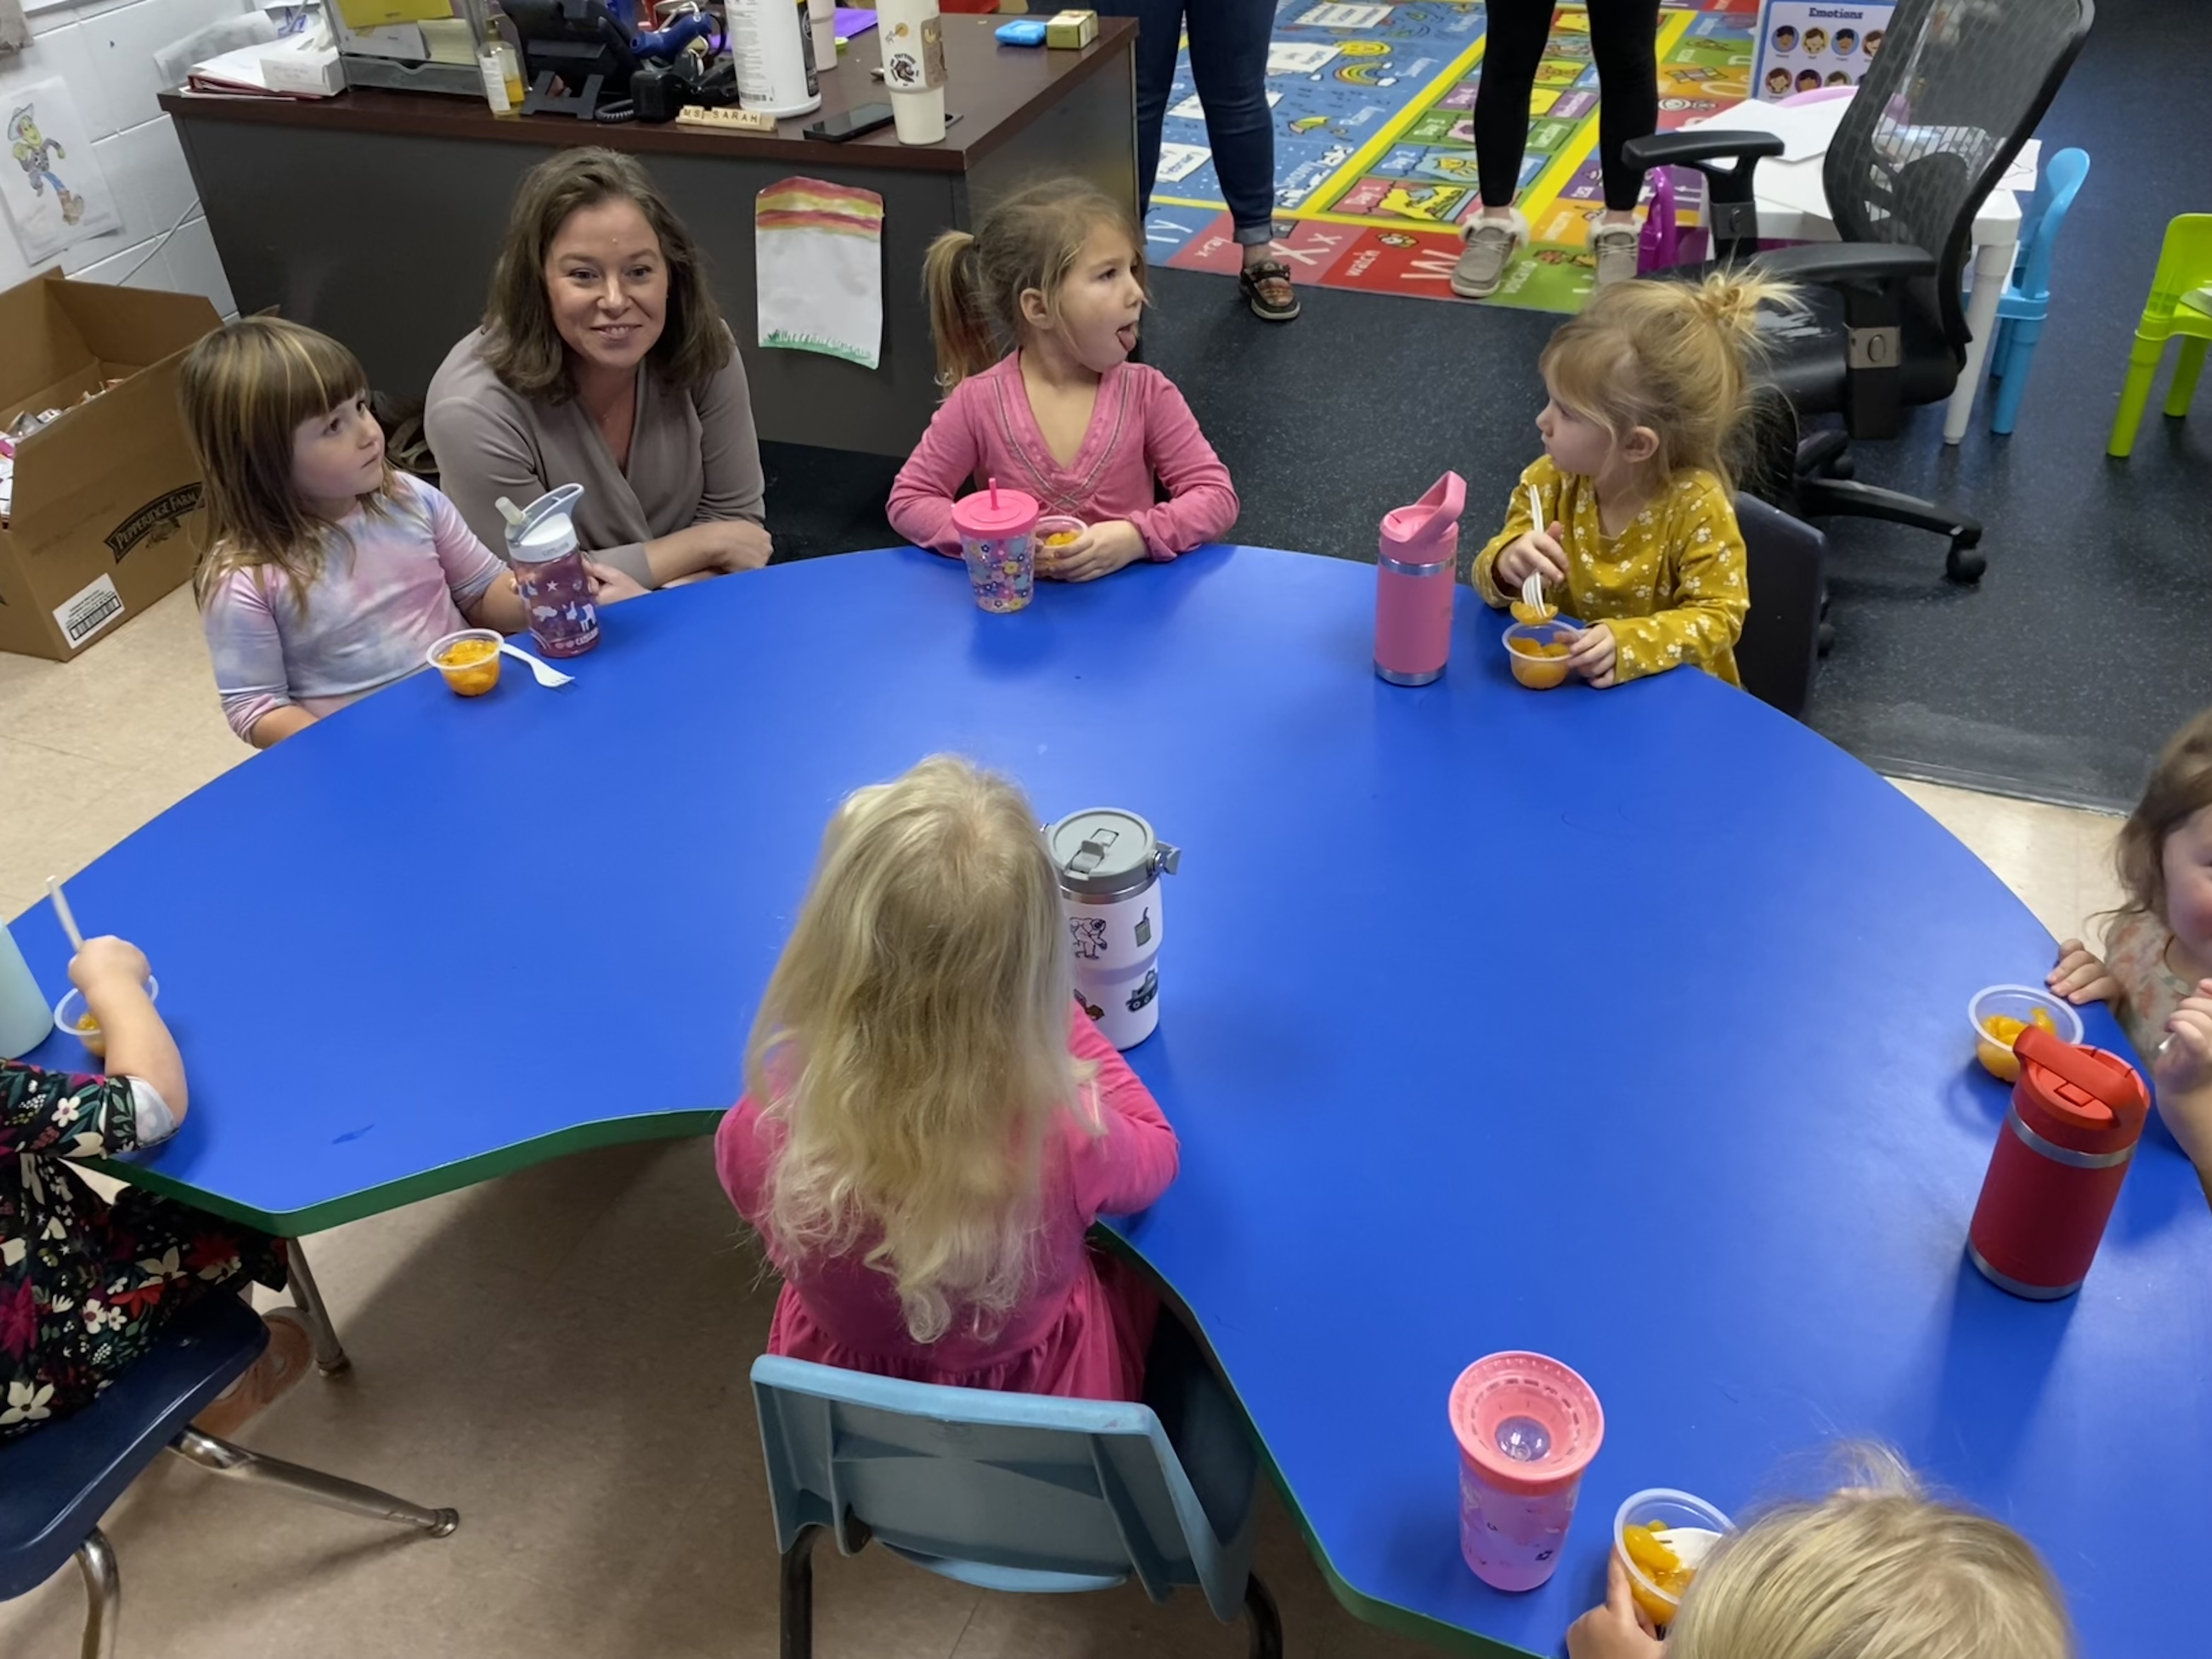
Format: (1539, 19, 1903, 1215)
(1966, 1024, 2148, 1300)
(1374, 471, 1465, 686)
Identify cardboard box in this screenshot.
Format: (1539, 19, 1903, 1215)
(0, 272, 221, 661)
(1047, 8, 1097, 48)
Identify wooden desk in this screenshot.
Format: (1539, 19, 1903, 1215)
(159, 17, 1137, 456)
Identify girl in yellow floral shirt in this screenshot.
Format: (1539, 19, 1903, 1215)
(1473, 272, 1796, 688)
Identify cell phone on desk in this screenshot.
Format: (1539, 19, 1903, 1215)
(803, 103, 896, 142)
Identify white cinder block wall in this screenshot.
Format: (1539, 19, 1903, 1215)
(3, 0, 251, 314)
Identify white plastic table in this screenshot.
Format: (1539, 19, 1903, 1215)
(1681, 93, 2030, 445)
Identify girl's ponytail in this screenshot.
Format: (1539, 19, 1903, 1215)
(923, 229, 998, 391)
(1692, 269, 1799, 358)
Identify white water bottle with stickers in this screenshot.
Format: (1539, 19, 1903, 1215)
(1051, 808, 1180, 1049)
(877, 0, 947, 144)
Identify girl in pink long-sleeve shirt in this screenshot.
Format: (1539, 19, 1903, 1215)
(716, 755, 1180, 1402)
(888, 180, 1238, 581)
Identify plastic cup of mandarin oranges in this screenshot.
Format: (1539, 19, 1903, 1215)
(1615, 1488, 1732, 1628)
(1967, 984, 2081, 1082)
(427, 629, 503, 697)
(1503, 617, 1581, 689)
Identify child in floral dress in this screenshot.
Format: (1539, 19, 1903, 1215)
(3, 936, 301, 1439)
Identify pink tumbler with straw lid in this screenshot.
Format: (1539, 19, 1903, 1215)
(1375, 471, 1465, 685)
(950, 478, 1040, 613)
(1449, 1351, 1605, 1591)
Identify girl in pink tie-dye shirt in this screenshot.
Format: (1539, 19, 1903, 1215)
(181, 318, 640, 748)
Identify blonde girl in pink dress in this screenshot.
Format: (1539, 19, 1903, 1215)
(716, 755, 1180, 1402)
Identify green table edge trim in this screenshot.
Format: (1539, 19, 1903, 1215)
(1093, 1227, 1542, 1659)
(89, 1107, 729, 1237)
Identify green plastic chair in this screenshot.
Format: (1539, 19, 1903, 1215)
(2108, 213, 2212, 457)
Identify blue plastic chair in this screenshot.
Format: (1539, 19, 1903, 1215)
(752, 1316, 1281, 1658)
(1, 1292, 456, 1659)
(1985, 146, 2091, 434)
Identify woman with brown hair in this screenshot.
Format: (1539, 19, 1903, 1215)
(425, 148, 773, 589)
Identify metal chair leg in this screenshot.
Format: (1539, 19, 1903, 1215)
(74, 1529, 120, 1659)
(1243, 1571, 1283, 1659)
(168, 1430, 458, 1537)
(780, 1526, 820, 1659)
(283, 1238, 351, 1375)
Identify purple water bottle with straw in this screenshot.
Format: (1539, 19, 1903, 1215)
(506, 483, 600, 658)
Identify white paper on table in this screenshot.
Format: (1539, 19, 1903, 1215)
(755, 177, 884, 371)
(1996, 139, 2041, 195)
(0, 80, 121, 266)
(1155, 143, 1211, 185)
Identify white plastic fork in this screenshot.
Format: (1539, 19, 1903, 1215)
(499, 641, 574, 687)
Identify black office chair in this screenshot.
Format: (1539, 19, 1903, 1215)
(1734, 492, 1827, 720)
(1625, 0, 2095, 584)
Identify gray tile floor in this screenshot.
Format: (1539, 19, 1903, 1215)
(0, 589, 2126, 1658)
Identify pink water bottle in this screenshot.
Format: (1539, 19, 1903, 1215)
(1375, 471, 1465, 685)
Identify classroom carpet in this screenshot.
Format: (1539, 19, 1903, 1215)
(1143, 0, 1765, 314)
(764, 0, 2210, 812)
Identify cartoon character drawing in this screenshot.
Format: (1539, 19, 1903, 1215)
(9, 106, 86, 226)
(1069, 917, 1108, 961)
(1078, 992, 1106, 1022)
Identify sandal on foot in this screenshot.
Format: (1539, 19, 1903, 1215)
(1240, 259, 1300, 322)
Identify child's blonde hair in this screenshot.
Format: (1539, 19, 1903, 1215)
(747, 755, 1097, 1344)
(1669, 1446, 2073, 1659)
(922, 179, 1147, 389)
(2111, 707, 2212, 933)
(1539, 270, 1798, 493)
(179, 317, 397, 613)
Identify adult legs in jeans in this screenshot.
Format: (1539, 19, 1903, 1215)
(1098, 0, 1285, 292)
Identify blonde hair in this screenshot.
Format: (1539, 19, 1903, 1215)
(747, 755, 1097, 1344)
(1670, 1446, 2074, 1659)
(923, 179, 1147, 388)
(1539, 270, 1799, 493)
(2109, 707, 2212, 935)
(179, 317, 397, 613)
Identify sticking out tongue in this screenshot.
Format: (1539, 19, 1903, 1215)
(1116, 324, 1138, 355)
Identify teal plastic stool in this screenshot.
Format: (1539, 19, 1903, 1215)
(2108, 212, 2212, 457)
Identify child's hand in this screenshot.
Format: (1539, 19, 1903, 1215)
(2048, 939, 2119, 1005)
(68, 936, 152, 1001)
(1567, 1555, 1666, 1659)
(1565, 621, 1618, 687)
(2153, 981, 2212, 1096)
(1042, 521, 1146, 583)
(585, 560, 650, 606)
(1494, 520, 1568, 590)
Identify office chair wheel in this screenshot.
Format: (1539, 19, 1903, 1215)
(1944, 540, 1986, 583)
(1825, 454, 1855, 480)
(1817, 620, 1836, 656)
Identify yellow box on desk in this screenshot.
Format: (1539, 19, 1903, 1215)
(0, 273, 221, 661)
(1047, 8, 1097, 48)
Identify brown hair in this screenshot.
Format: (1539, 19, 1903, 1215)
(1539, 270, 1799, 494)
(2112, 707, 2212, 931)
(180, 317, 397, 614)
(480, 147, 732, 402)
(922, 179, 1147, 389)
(1669, 1445, 2073, 1659)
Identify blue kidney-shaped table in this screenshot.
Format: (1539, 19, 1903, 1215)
(15, 548, 2208, 1658)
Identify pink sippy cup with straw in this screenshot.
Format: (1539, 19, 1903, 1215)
(950, 477, 1040, 613)
(1449, 1351, 1605, 1591)
(1375, 471, 1465, 685)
